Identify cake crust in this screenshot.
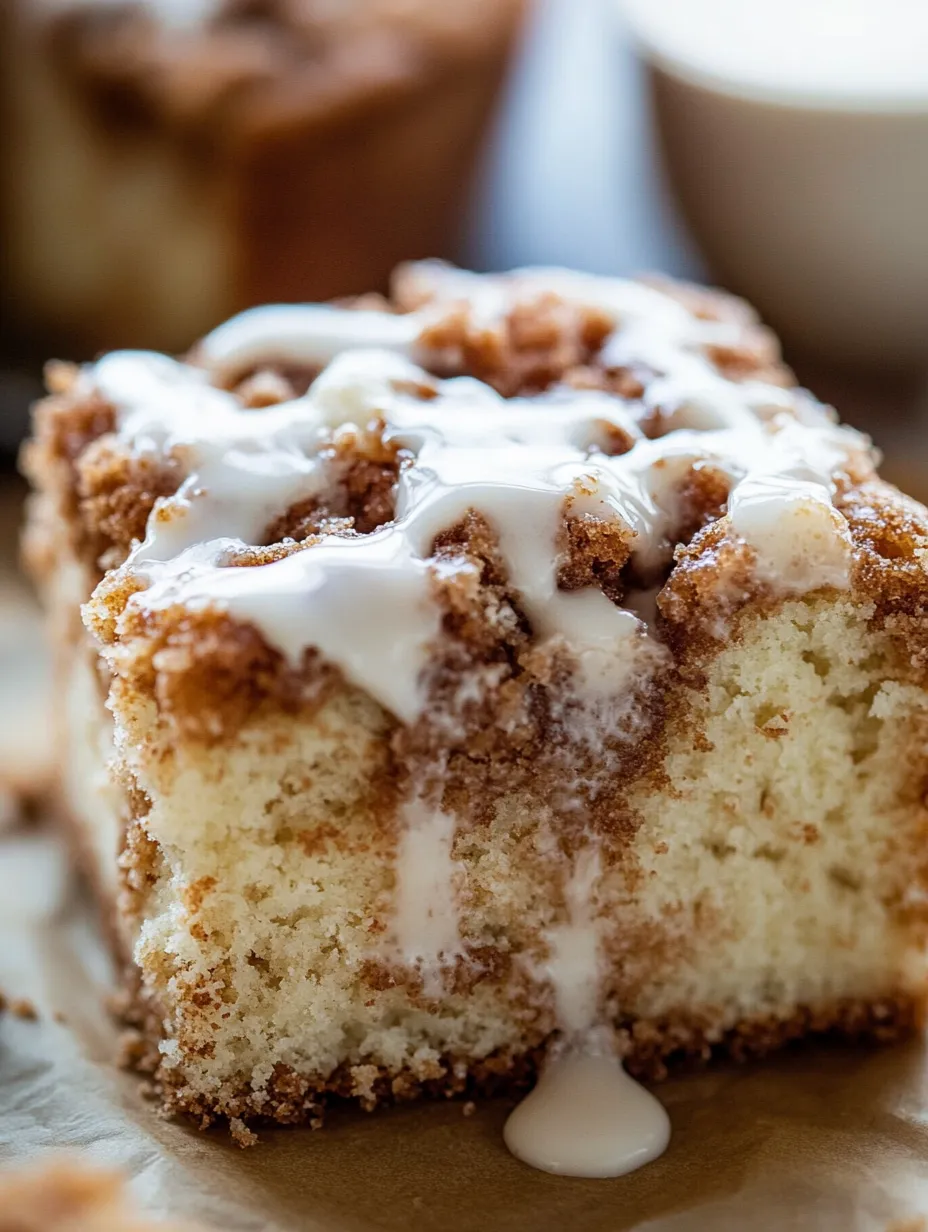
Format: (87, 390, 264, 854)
(121, 987, 920, 1134)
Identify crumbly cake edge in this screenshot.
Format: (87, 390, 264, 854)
(116, 961, 922, 1136)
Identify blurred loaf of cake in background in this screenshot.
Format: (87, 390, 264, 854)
(622, 0, 928, 371)
(0, 0, 526, 358)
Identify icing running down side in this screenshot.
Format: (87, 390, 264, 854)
(504, 844, 671, 1177)
(391, 793, 462, 996)
(83, 265, 873, 1178)
(504, 1048, 671, 1177)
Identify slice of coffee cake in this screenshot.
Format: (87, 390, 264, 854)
(21, 264, 928, 1169)
(1, 1, 524, 355)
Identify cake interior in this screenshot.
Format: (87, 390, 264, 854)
(74, 594, 927, 1123)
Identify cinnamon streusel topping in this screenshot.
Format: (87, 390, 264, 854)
(80, 263, 873, 729)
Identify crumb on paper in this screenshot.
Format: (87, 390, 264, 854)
(140, 1079, 160, 1102)
(0, 786, 19, 833)
(10, 997, 38, 1021)
(0, 766, 56, 830)
(462, 1100, 476, 1117)
(118, 1027, 147, 1070)
(0, 1155, 217, 1229)
(229, 1117, 258, 1148)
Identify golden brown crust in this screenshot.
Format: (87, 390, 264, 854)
(415, 292, 617, 396)
(557, 516, 636, 605)
(19, 367, 117, 583)
(841, 480, 928, 675)
(100, 603, 343, 744)
(656, 474, 928, 677)
(75, 438, 183, 571)
(399, 270, 794, 397)
(121, 989, 921, 1136)
(27, 394, 410, 576)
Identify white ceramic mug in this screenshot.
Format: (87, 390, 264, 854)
(621, 0, 928, 371)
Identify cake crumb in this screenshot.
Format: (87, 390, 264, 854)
(0, 787, 19, 833)
(0, 1155, 215, 1229)
(229, 1117, 258, 1148)
(118, 1028, 148, 1070)
(10, 998, 38, 1021)
(462, 1101, 476, 1117)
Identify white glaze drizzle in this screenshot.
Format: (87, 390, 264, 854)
(198, 306, 419, 383)
(391, 792, 462, 996)
(91, 351, 329, 561)
(542, 845, 604, 1035)
(503, 1045, 671, 1177)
